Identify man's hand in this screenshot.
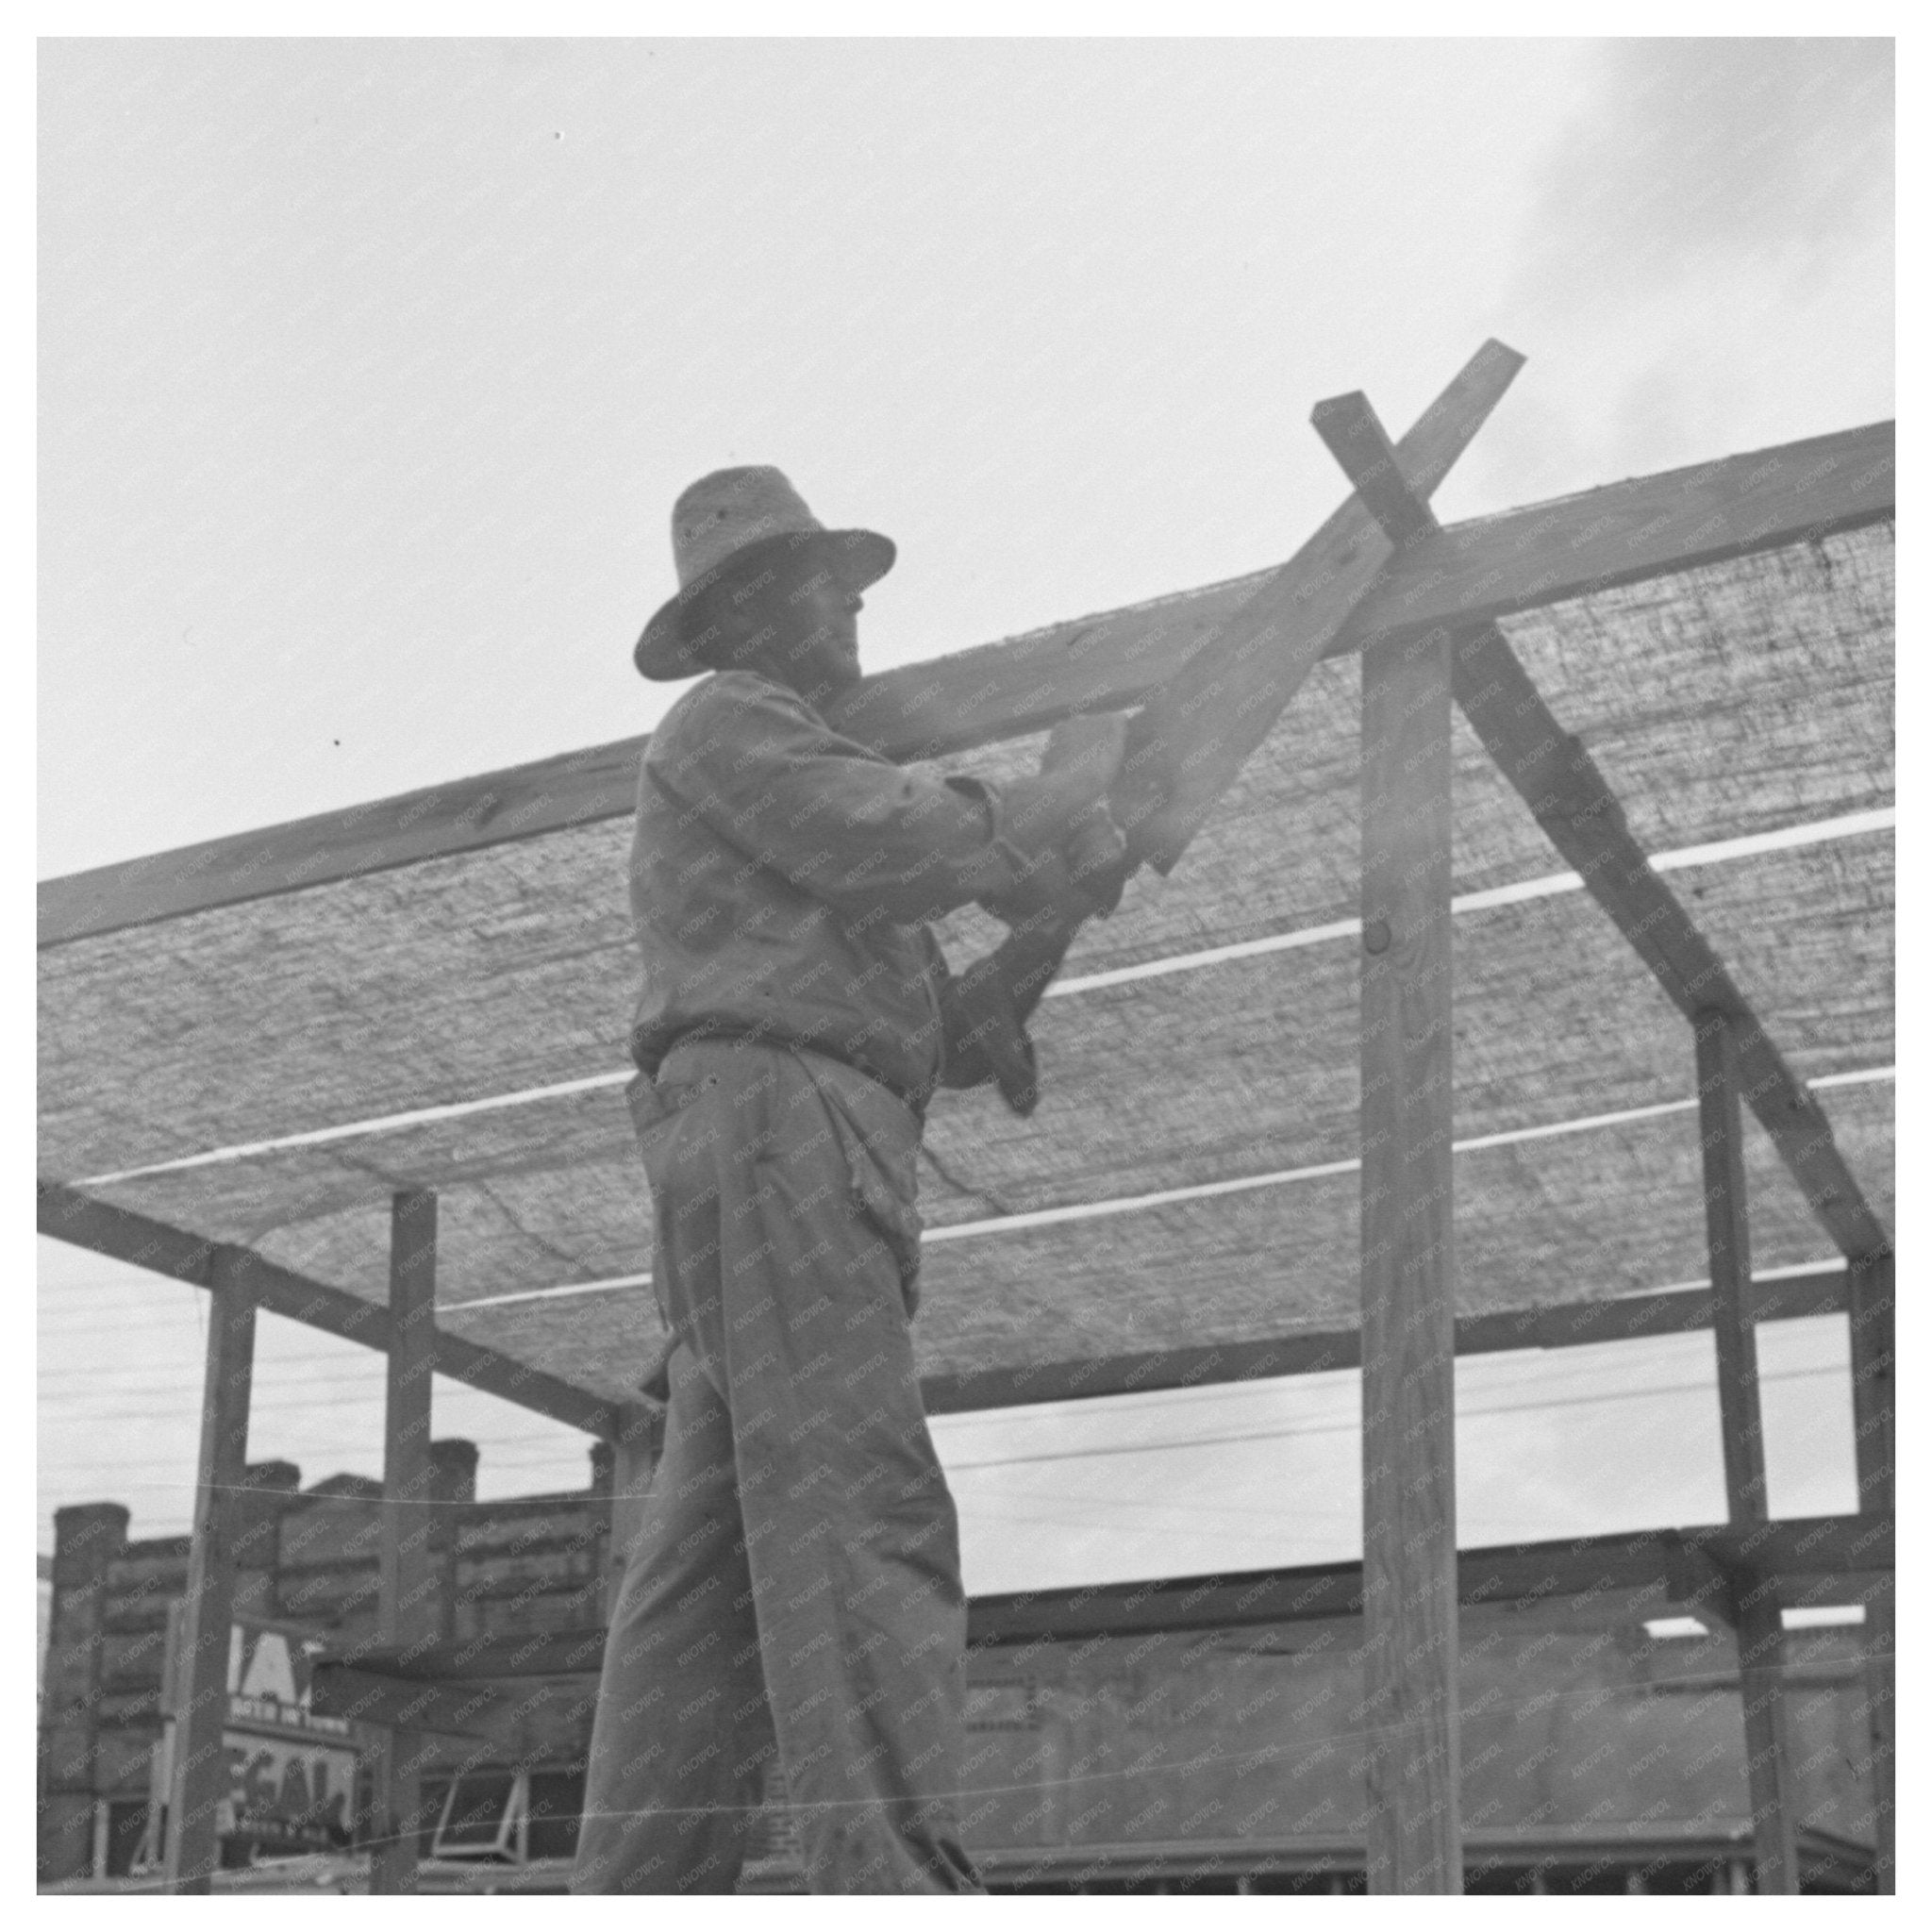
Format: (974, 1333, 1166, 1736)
(1061, 802, 1128, 918)
(981, 712, 1131, 929)
(1001, 713, 1132, 855)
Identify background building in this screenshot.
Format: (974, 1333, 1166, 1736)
(39, 1445, 1880, 1895)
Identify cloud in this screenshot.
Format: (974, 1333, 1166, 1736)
(1457, 39, 1893, 508)
(1522, 38, 1892, 291)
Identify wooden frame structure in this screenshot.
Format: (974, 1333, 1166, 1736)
(40, 346, 1893, 1894)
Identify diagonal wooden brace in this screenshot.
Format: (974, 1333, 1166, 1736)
(1110, 339, 1524, 876)
(1311, 392, 1891, 1267)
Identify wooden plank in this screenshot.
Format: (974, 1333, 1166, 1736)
(1697, 1016, 1772, 1520)
(1336, 417, 1892, 652)
(371, 1190, 438, 1894)
(1324, 389, 1461, 1895)
(37, 732, 647, 950)
(40, 1181, 1857, 1437)
(920, 1268, 1849, 1413)
(303, 1516, 1883, 1670)
(36, 1182, 623, 1439)
(964, 1522, 1819, 1648)
(38, 412, 1889, 949)
(1106, 338, 1523, 873)
(161, 1247, 255, 1894)
(1451, 625, 1892, 1265)
(1848, 1253, 1896, 1515)
(378, 1191, 440, 1641)
(1691, 1512, 1892, 1603)
(1695, 1010, 1797, 1894)
(1846, 1250, 1894, 1893)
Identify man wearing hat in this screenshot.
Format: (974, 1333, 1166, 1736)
(574, 468, 1128, 1895)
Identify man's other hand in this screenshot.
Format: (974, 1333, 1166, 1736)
(1001, 712, 1131, 855)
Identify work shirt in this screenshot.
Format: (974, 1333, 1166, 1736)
(627, 670, 1026, 1110)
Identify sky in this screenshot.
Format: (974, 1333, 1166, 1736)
(36, 38, 1892, 1577)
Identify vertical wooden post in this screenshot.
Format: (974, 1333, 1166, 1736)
(1359, 612, 1461, 1894)
(1846, 1248, 1893, 1893)
(1695, 1010, 1798, 1895)
(370, 1189, 437, 1893)
(162, 1246, 255, 1893)
(1305, 386, 1463, 1892)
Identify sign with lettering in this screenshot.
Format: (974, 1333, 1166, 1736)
(142, 1613, 361, 1865)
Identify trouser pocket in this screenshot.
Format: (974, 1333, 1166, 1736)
(625, 1071, 708, 1339)
(792, 1058, 925, 1315)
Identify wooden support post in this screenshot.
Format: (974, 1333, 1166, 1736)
(370, 1190, 438, 1893)
(1314, 388, 1460, 1894)
(1695, 1010, 1798, 1895)
(162, 1246, 255, 1893)
(1847, 1248, 1894, 1892)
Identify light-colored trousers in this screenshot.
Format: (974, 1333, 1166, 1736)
(572, 1040, 984, 1895)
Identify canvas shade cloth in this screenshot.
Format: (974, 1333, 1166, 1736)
(36, 523, 1894, 1407)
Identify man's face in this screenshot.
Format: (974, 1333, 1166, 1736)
(777, 566, 864, 698)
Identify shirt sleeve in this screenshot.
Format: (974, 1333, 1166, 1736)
(646, 673, 1025, 925)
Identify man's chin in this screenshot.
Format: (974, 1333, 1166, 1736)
(818, 647, 863, 695)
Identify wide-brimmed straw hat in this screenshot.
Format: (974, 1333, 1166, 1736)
(633, 466, 895, 680)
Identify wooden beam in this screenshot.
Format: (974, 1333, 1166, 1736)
(1450, 626, 1891, 1265)
(964, 1518, 1877, 1649)
(37, 732, 647, 950)
(37, 418, 1890, 949)
(1697, 1015, 1773, 1521)
(40, 1182, 1860, 1439)
(1846, 1250, 1894, 1892)
(301, 1514, 1885, 1674)
(36, 1182, 624, 1439)
(1337, 417, 1891, 653)
(1324, 390, 1461, 1895)
(371, 1191, 439, 1893)
(1695, 1010, 1798, 1894)
(1104, 338, 1522, 874)
(378, 1191, 440, 1640)
(919, 1266, 1850, 1413)
(1692, 1512, 1892, 1610)
(1848, 1253, 1896, 1516)
(161, 1247, 255, 1893)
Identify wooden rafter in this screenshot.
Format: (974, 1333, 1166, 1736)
(35, 1182, 626, 1440)
(1106, 338, 1521, 874)
(37, 419, 1890, 948)
(970, 1513, 1891, 1646)
(921, 1266, 1851, 1413)
(308, 1513, 1890, 1667)
(1295, 399, 1890, 1269)
(1451, 628, 1890, 1264)
(39, 1177, 1861, 1435)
